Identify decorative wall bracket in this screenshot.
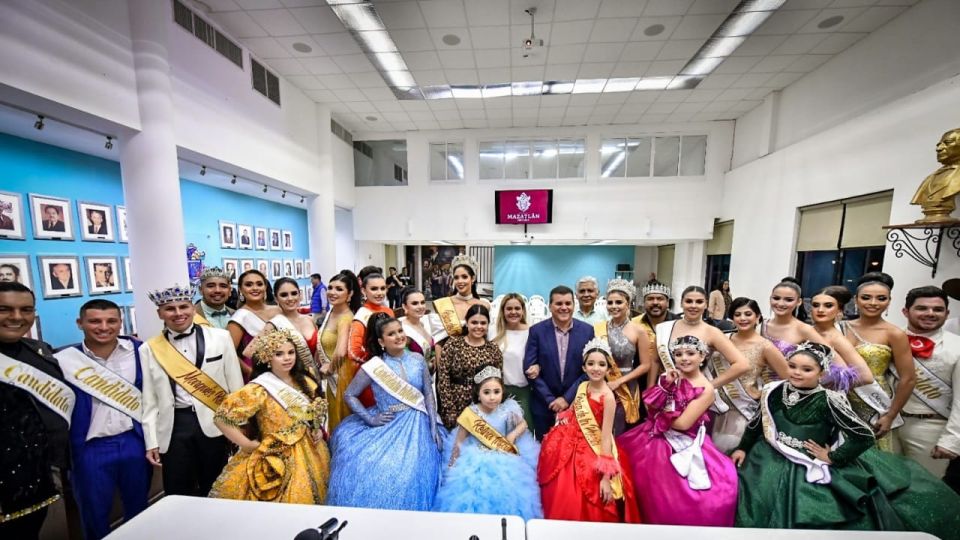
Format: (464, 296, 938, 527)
(883, 223, 960, 278)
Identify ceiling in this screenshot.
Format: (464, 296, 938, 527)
(202, 0, 917, 135)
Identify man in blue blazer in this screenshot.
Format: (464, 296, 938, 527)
(56, 299, 150, 540)
(523, 285, 596, 438)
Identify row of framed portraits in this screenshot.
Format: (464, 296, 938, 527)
(226, 257, 311, 281)
(0, 191, 128, 243)
(220, 221, 295, 251)
(1, 254, 132, 299)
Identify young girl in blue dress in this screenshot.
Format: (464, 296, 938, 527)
(433, 366, 542, 520)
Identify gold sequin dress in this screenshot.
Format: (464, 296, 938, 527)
(210, 381, 330, 503)
(322, 311, 354, 432)
(845, 324, 896, 452)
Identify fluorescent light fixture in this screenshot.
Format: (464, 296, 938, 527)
(718, 11, 772, 37)
(421, 85, 452, 99)
(680, 57, 724, 76)
(451, 86, 483, 99)
(698, 36, 746, 58)
(482, 84, 512, 98)
(603, 78, 640, 92)
(543, 81, 574, 94)
(390, 86, 424, 99)
(384, 70, 415, 87)
(511, 81, 543, 96)
(331, 3, 382, 32)
(572, 79, 607, 94)
(635, 77, 673, 90)
(356, 30, 397, 53)
(740, 0, 788, 11)
(372, 52, 407, 72)
(668, 76, 703, 90)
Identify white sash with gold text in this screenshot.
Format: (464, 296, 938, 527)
(361, 356, 439, 423)
(252, 372, 311, 412)
(760, 381, 831, 485)
(0, 351, 75, 425)
(900, 358, 953, 419)
(230, 309, 267, 337)
(55, 347, 142, 422)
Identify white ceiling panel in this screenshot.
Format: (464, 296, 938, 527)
(468, 26, 510, 49)
(429, 27, 474, 49)
(656, 39, 706, 61)
(465, 0, 510, 26)
(419, 0, 468, 28)
(268, 58, 309, 75)
(288, 6, 344, 34)
(287, 74, 325, 89)
(548, 20, 594, 45)
(241, 37, 289, 58)
(274, 35, 323, 57)
(588, 18, 639, 43)
(644, 0, 695, 18)
(311, 33, 363, 55)
(583, 43, 626, 63)
(247, 8, 307, 36)
(209, 11, 268, 38)
(317, 73, 356, 89)
(404, 51, 444, 70)
(671, 13, 728, 40)
(843, 5, 907, 32)
(438, 49, 476, 69)
(391, 29, 437, 52)
(376, 2, 427, 29)
(474, 49, 512, 68)
(630, 17, 682, 41)
(810, 32, 868, 54)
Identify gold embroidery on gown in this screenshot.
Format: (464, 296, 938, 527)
(210, 381, 330, 503)
(847, 341, 895, 452)
(323, 312, 354, 432)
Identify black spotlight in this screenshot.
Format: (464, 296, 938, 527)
(200, 165, 206, 176)
(34, 115, 44, 130)
(300, 196, 305, 203)
(104, 136, 113, 150)
(281, 190, 287, 198)
(262, 184, 268, 193)
(231, 175, 237, 184)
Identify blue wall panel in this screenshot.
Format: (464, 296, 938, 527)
(493, 245, 635, 300)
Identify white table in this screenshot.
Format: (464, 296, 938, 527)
(526, 520, 940, 540)
(106, 496, 524, 540)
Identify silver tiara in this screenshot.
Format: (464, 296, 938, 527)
(582, 336, 612, 358)
(790, 342, 832, 372)
(451, 254, 479, 275)
(147, 284, 196, 306)
(669, 335, 709, 356)
(606, 278, 636, 302)
(641, 281, 671, 299)
(474, 366, 502, 384)
(199, 266, 233, 283)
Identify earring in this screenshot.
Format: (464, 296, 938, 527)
(238, 292, 245, 303)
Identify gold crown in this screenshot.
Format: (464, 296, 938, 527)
(254, 329, 296, 364)
(451, 254, 479, 275)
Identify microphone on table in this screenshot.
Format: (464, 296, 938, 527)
(293, 517, 340, 540)
(502, 517, 507, 540)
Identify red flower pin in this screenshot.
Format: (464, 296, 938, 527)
(909, 336, 935, 360)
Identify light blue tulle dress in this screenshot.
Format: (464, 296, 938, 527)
(327, 350, 444, 510)
(433, 399, 543, 520)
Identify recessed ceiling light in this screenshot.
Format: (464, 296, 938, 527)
(292, 42, 313, 53)
(441, 34, 461, 46)
(818, 15, 844, 29)
(644, 24, 665, 36)
(365, 115, 378, 121)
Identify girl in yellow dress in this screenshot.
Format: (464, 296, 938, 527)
(210, 329, 331, 503)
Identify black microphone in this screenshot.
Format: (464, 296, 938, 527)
(293, 518, 339, 540)
(501, 517, 507, 540)
(328, 520, 348, 540)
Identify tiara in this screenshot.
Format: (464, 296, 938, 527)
(606, 278, 636, 302)
(582, 336, 612, 359)
(669, 335, 709, 356)
(473, 366, 502, 384)
(789, 342, 832, 372)
(199, 266, 233, 283)
(147, 284, 196, 306)
(641, 281, 671, 299)
(254, 329, 297, 365)
(451, 254, 479, 275)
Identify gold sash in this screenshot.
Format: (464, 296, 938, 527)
(193, 312, 211, 327)
(146, 336, 227, 411)
(572, 382, 623, 499)
(433, 297, 463, 337)
(593, 321, 641, 423)
(457, 407, 518, 454)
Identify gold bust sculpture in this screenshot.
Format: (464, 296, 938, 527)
(912, 128, 960, 224)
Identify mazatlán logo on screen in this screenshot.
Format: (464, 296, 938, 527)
(508, 192, 540, 222)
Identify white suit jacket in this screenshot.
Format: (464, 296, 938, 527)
(139, 326, 243, 453)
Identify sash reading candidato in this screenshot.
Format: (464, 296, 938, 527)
(852, 381, 904, 429)
(900, 358, 953, 419)
(230, 309, 267, 337)
(361, 356, 441, 424)
(146, 336, 227, 411)
(55, 347, 142, 422)
(252, 372, 311, 412)
(709, 350, 758, 420)
(433, 297, 463, 338)
(0, 351, 75, 425)
(654, 320, 677, 371)
(457, 406, 518, 454)
(594, 321, 641, 423)
(760, 381, 831, 484)
(269, 315, 320, 381)
(572, 382, 624, 499)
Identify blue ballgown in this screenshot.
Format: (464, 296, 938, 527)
(434, 399, 543, 520)
(327, 350, 444, 510)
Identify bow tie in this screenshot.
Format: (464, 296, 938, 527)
(210, 310, 229, 317)
(908, 335, 935, 359)
(170, 327, 196, 340)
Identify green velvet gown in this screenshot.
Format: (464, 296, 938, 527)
(735, 383, 960, 536)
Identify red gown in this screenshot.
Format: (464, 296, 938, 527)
(537, 394, 641, 523)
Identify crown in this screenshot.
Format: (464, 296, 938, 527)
(669, 335, 709, 356)
(606, 278, 637, 302)
(147, 284, 196, 306)
(254, 329, 297, 365)
(790, 342, 832, 372)
(451, 254, 479, 275)
(473, 365, 502, 384)
(582, 336, 612, 359)
(199, 266, 233, 283)
(641, 281, 671, 299)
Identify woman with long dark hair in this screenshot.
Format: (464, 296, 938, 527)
(431, 254, 490, 342)
(228, 270, 281, 381)
(436, 304, 503, 429)
(319, 270, 361, 432)
(243, 277, 319, 381)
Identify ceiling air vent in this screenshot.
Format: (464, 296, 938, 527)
(251, 58, 281, 106)
(330, 119, 353, 145)
(172, 0, 243, 69)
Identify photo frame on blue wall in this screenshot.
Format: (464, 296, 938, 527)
(237, 224, 253, 250)
(220, 221, 237, 249)
(123, 257, 133, 291)
(283, 259, 294, 278)
(271, 259, 282, 280)
(77, 201, 116, 242)
(85, 255, 120, 295)
(30, 193, 75, 241)
(255, 227, 268, 250)
(240, 259, 254, 275)
(38, 255, 82, 298)
(282, 230, 293, 251)
(0, 191, 26, 240)
(305, 261, 311, 276)
(223, 258, 239, 282)
(116, 206, 129, 243)
(0, 255, 34, 290)
(295, 260, 304, 279)
(269, 228, 282, 250)
(124, 306, 138, 336)
(256, 260, 268, 276)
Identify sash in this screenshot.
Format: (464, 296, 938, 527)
(572, 382, 624, 499)
(709, 350, 758, 420)
(457, 406, 518, 454)
(654, 320, 677, 371)
(852, 381, 904, 429)
(268, 315, 320, 380)
(316, 310, 336, 396)
(193, 312, 211, 328)
(361, 356, 440, 424)
(760, 381, 831, 484)
(433, 296, 463, 338)
(403, 318, 433, 357)
(252, 372, 311, 412)
(353, 306, 375, 326)
(900, 358, 953, 419)
(146, 336, 227, 411)
(664, 425, 711, 490)
(230, 309, 266, 337)
(55, 347, 142, 422)
(0, 351, 75, 425)
(594, 321, 641, 423)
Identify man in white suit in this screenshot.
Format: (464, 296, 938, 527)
(139, 284, 243, 496)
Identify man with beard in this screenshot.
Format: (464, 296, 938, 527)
(632, 281, 677, 389)
(193, 267, 234, 329)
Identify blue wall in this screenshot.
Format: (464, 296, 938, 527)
(493, 245, 635, 299)
(0, 133, 309, 347)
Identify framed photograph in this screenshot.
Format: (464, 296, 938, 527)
(283, 259, 294, 278)
(269, 228, 282, 250)
(219, 221, 237, 249)
(85, 256, 121, 295)
(77, 201, 115, 242)
(28, 317, 42, 341)
(305, 261, 312, 276)
(237, 224, 253, 250)
(0, 191, 26, 240)
(239, 259, 254, 274)
(256, 260, 269, 276)
(294, 259, 304, 279)
(271, 259, 283, 280)
(282, 230, 294, 251)
(116, 206, 129, 243)
(0, 255, 34, 289)
(124, 306, 138, 336)
(299, 286, 307, 305)
(38, 255, 82, 298)
(123, 257, 133, 291)
(30, 194, 74, 240)
(305, 284, 314, 304)
(254, 227, 269, 250)
(222, 258, 239, 282)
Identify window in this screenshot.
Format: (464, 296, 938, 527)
(601, 134, 705, 178)
(251, 58, 281, 106)
(354, 140, 407, 186)
(429, 142, 464, 181)
(479, 138, 585, 180)
(172, 0, 243, 69)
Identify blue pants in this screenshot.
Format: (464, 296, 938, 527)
(71, 430, 151, 540)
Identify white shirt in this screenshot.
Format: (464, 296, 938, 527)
(500, 329, 530, 387)
(166, 325, 199, 409)
(901, 328, 960, 454)
(82, 338, 136, 441)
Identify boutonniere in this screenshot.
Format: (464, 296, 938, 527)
(908, 335, 935, 360)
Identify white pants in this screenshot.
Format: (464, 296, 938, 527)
(896, 415, 949, 478)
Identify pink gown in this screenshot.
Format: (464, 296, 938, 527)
(617, 376, 738, 526)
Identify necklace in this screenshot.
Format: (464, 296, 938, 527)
(453, 293, 473, 302)
(781, 382, 821, 408)
(682, 317, 702, 327)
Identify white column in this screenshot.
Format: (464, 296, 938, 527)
(309, 104, 336, 279)
(671, 241, 707, 298)
(120, 0, 187, 338)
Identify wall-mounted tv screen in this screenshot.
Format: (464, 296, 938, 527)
(495, 189, 553, 224)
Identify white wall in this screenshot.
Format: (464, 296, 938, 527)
(331, 135, 356, 208)
(334, 206, 356, 273)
